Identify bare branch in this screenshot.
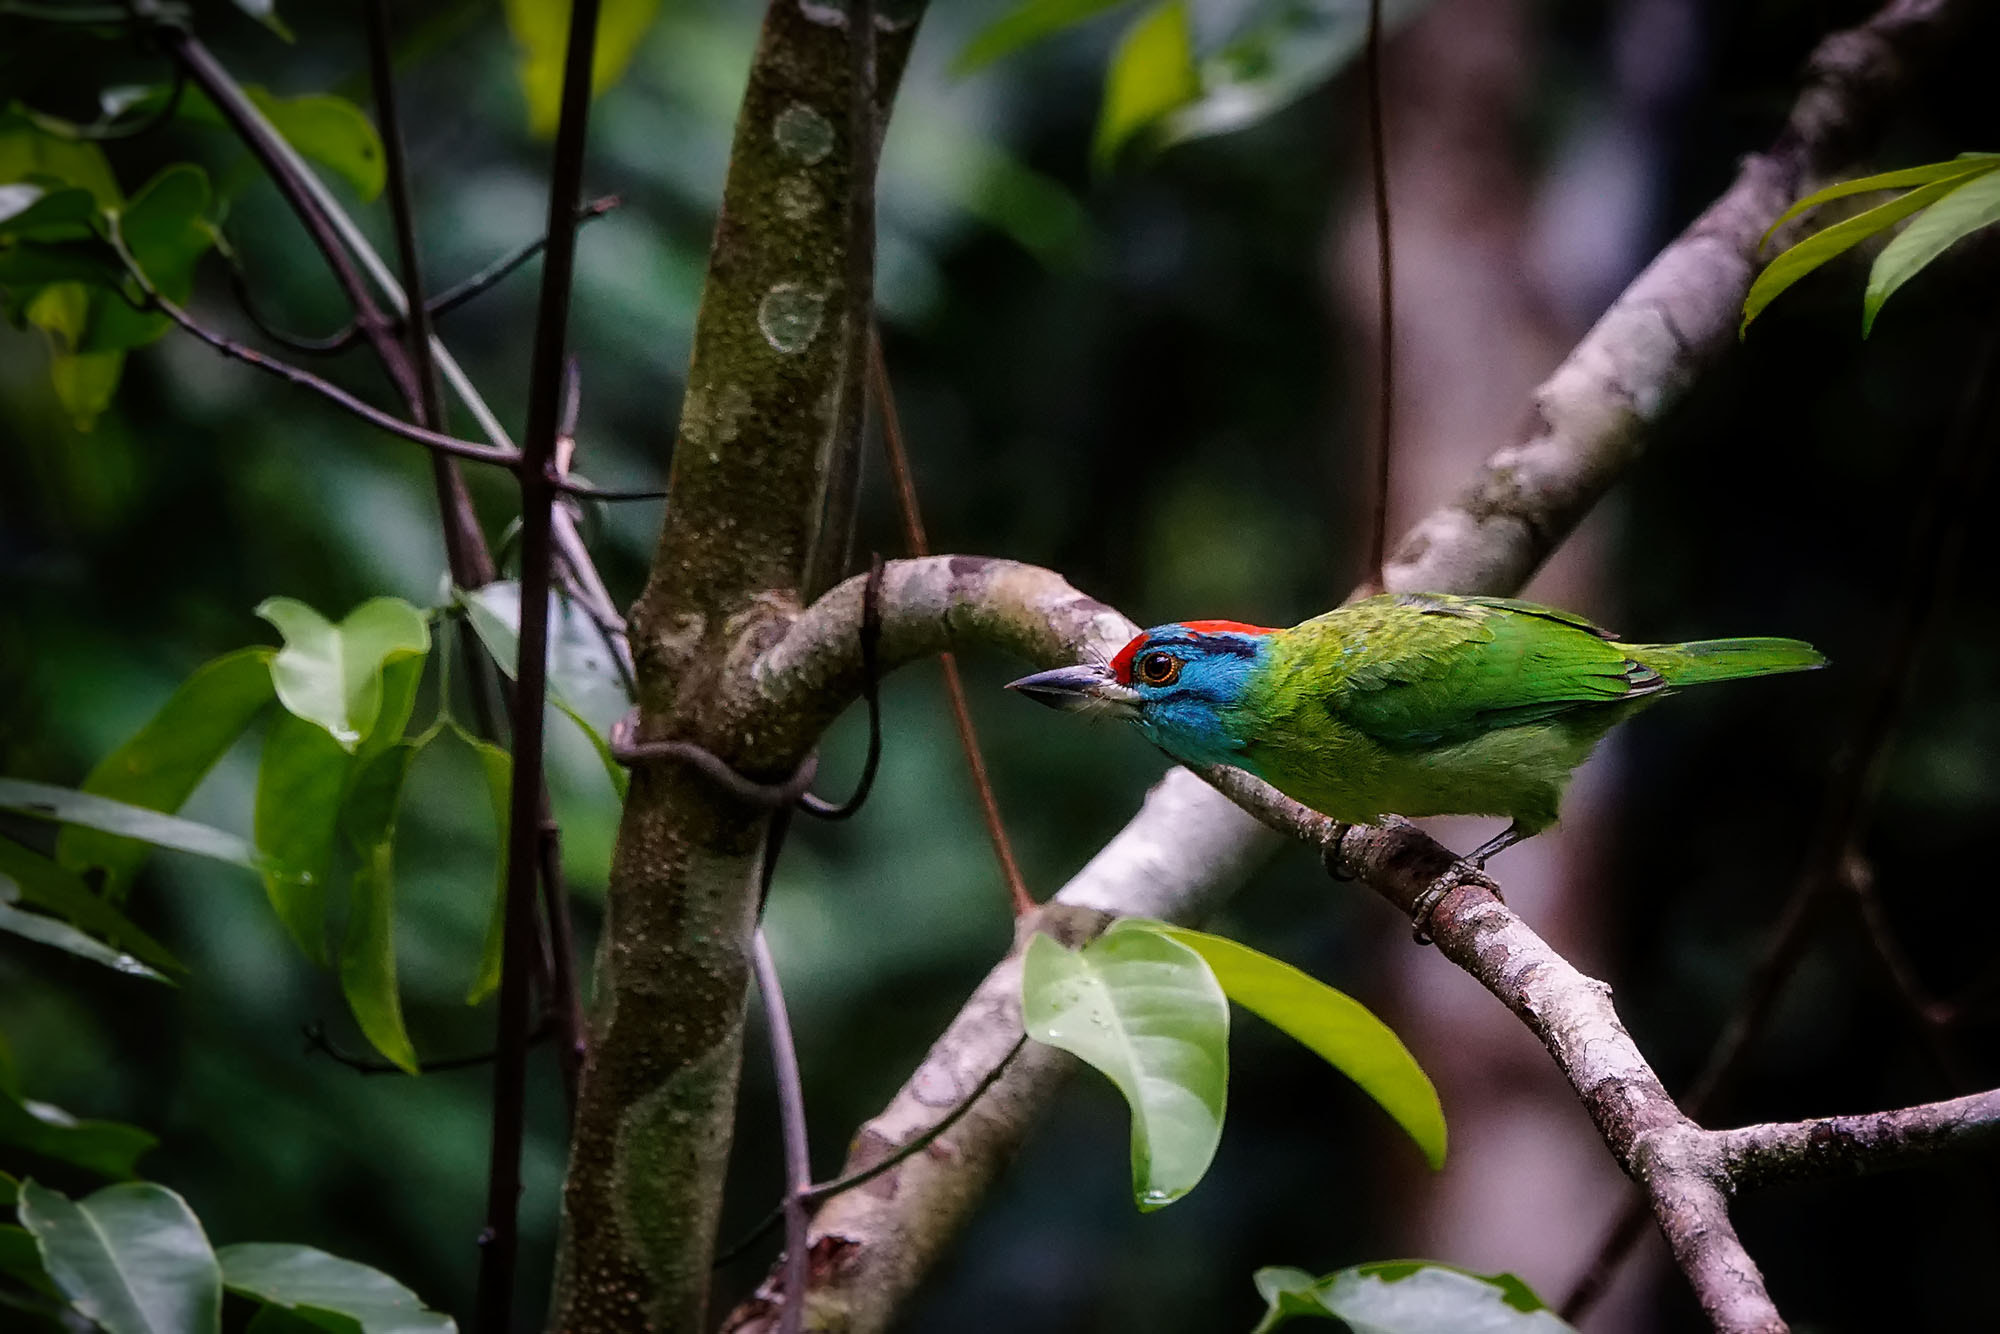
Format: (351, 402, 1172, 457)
(1714, 1088, 2000, 1189)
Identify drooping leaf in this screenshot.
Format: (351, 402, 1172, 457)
(1755, 154, 2000, 253)
(459, 732, 512, 1006)
(0, 1093, 155, 1180)
(252, 713, 349, 964)
(1131, 922, 1443, 1168)
(1021, 926, 1227, 1209)
(503, 0, 665, 138)
(92, 164, 217, 353)
(956, 0, 1137, 74)
(337, 743, 422, 1074)
(460, 582, 630, 797)
(0, 859, 172, 982)
(18, 1181, 221, 1334)
(1741, 173, 1987, 334)
(1093, 0, 1199, 171)
(0, 780, 259, 871)
(257, 597, 430, 752)
(58, 647, 275, 901)
(1160, 0, 1435, 146)
(0, 1222, 57, 1296)
(1250, 1261, 1573, 1334)
(219, 1243, 455, 1334)
(1864, 168, 2000, 334)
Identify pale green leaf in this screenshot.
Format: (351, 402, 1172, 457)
(257, 597, 430, 751)
(0, 186, 99, 238)
(459, 732, 512, 1006)
(504, 0, 665, 138)
(1093, 0, 1199, 171)
(0, 114, 120, 206)
(0, 1093, 154, 1179)
(1756, 154, 2000, 254)
(92, 164, 217, 354)
(253, 712, 346, 963)
(18, 1181, 220, 1334)
(338, 743, 422, 1074)
(0, 844, 176, 981)
(1741, 174, 1980, 335)
(58, 647, 274, 901)
(0, 780, 258, 870)
(1864, 168, 2000, 334)
(460, 582, 631, 797)
(1251, 1261, 1572, 1334)
(1132, 922, 1443, 1168)
(1021, 926, 1227, 1209)
(956, 0, 1137, 74)
(219, 1244, 454, 1334)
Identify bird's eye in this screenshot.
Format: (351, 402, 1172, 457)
(1138, 651, 1181, 686)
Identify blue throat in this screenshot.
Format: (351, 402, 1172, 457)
(1130, 630, 1266, 770)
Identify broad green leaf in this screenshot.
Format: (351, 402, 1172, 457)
(103, 86, 382, 200)
(92, 164, 217, 353)
(219, 1243, 455, 1334)
(18, 1181, 221, 1334)
(504, 0, 665, 138)
(0, 836, 179, 973)
(21, 281, 122, 430)
(1021, 926, 1227, 1209)
(460, 582, 631, 797)
(1094, 0, 1199, 171)
(1251, 1261, 1572, 1334)
(1741, 174, 1980, 334)
(1865, 168, 2000, 334)
(0, 1094, 154, 1180)
(956, 0, 1136, 74)
(0, 186, 100, 239)
(1132, 922, 1444, 1168)
(0, 780, 259, 871)
(1756, 154, 2000, 253)
(460, 733, 512, 1006)
(59, 647, 275, 901)
(257, 597, 430, 752)
(1160, 0, 1434, 147)
(0, 867, 170, 983)
(0, 115, 120, 206)
(253, 713, 348, 963)
(338, 743, 421, 1074)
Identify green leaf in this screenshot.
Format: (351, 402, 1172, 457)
(0, 1094, 154, 1179)
(1021, 926, 1227, 1209)
(503, 0, 665, 138)
(91, 164, 217, 354)
(459, 732, 512, 1006)
(1, 1170, 17, 1205)
(1131, 922, 1444, 1168)
(956, 0, 1137, 74)
(0, 114, 120, 207)
(1093, 0, 1199, 171)
(0, 1223, 56, 1296)
(0, 779, 259, 871)
(219, 1243, 455, 1334)
(0, 854, 173, 982)
(460, 582, 631, 797)
(1159, 0, 1434, 147)
(258, 597, 431, 752)
(1251, 1261, 1573, 1334)
(1756, 154, 2000, 254)
(1864, 168, 2000, 334)
(253, 713, 348, 963)
(230, 0, 296, 42)
(58, 647, 275, 901)
(0, 835, 180, 972)
(338, 743, 422, 1074)
(1741, 173, 1985, 334)
(241, 91, 380, 201)
(0, 186, 100, 239)
(17, 1181, 221, 1334)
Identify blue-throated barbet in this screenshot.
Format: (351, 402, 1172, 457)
(1006, 592, 1824, 865)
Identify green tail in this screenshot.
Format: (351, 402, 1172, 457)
(1629, 637, 1826, 686)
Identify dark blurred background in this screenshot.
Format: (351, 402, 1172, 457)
(4, 0, 1999, 1330)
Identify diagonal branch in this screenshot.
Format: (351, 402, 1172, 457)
(721, 1, 1967, 1328)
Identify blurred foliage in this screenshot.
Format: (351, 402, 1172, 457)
(0, 0, 1996, 1332)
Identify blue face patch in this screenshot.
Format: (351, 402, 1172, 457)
(1124, 629, 1266, 769)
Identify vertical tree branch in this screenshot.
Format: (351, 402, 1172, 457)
(1361, 0, 1395, 594)
(476, 2, 602, 1330)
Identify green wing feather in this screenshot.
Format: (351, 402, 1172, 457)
(1274, 594, 1658, 750)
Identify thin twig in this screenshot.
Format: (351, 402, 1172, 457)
(536, 814, 585, 1110)
(431, 196, 623, 323)
(474, 0, 603, 1329)
(797, 555, 884, 821)
(752, 930, 812, 1334)
(1360, 0, 1395, 595)
(868, 326, 1035, 914)
(301, 1020, 549, 1076)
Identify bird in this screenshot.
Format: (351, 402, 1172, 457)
(1006, 592, 1824, 867)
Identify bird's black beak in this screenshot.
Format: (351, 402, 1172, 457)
(1004, 663, 1140, 719)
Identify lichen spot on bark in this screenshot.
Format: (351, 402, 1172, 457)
(758, 283, 827, 355)
(771, 102, 834, 165)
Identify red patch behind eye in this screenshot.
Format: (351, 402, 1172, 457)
(1109, 621, 1277, 684)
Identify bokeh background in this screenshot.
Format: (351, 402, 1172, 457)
(4, 0, 2000, 1330)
